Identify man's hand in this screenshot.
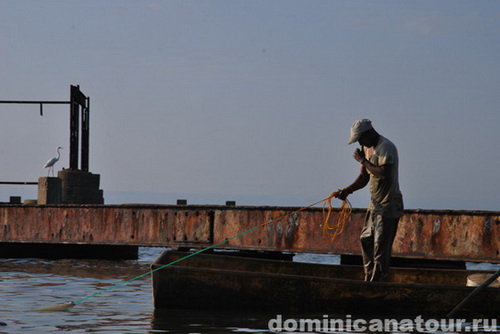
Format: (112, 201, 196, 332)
(353, 148, 365, 163)
(335, 187, 352, 201)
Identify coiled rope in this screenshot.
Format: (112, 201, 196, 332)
(37, 192, 351, 312)
(323, 190, 352, 241)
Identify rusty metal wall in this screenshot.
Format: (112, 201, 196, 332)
(213, 207, 500, 263)
(0, 205, 212, 248)
(0, 204, 498, 263)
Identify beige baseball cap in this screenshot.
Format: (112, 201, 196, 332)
(348, 119, 372, 145)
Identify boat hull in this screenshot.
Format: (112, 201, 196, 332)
(151, 251, 500, 319)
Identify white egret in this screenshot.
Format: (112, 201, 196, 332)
(43, 146, 63, 177)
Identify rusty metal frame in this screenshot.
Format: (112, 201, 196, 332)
(69, 85, 90, 171)
(0, 204, 498, 263)
(0, 85, 90, 172)
(0, 100, 70, 116)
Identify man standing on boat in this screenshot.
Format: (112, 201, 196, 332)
(336, 119, 403, 282)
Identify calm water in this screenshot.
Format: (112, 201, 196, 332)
(0, 249, 498, 333)
(0, 248, 283, 333)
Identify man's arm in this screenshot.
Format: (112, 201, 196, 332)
(360, 160, 391, 179)
(336, 147, 392, 200)
(336, 165, 369, 200)
(354, 147, 391, 179)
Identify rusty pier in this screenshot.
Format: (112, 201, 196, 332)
(0, 203, 498, 263)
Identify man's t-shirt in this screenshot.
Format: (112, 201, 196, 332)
(364, 136, 404, 218)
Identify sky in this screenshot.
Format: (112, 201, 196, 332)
(0, 0, 499, 211)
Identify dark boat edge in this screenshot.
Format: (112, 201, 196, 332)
(151, 250, 500, 320)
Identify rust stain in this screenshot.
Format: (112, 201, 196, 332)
(0, 204, 498, 263)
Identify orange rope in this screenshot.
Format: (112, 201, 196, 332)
(263, 191, 351, 242)
(322, 190, 352, 241)
(266, 191, 352, 242)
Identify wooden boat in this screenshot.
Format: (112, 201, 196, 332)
(151, 250, 500, 319)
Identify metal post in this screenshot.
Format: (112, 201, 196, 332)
(81, 96, 90, 172)
(70, 86, 80, 170)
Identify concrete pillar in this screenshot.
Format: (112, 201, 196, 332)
(38, 177, 61, 204)
(58, 169, 104, 204)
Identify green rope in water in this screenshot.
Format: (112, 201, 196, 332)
(55, 196, 334, 308)
(74, 223, 264, 305)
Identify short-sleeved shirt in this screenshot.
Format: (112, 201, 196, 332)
(363, 136, 404, 218)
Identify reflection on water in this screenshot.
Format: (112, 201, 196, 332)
(0, 248, 498, 333)
(152, 309, 276, 333)
(0, 248, 279, 334)
(0, 254, 156, 333)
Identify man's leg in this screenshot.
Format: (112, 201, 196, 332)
(360, 211, 375, 281)
(371, 215, 399, 281)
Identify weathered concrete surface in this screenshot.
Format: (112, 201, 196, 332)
(37, 177, 61, 204)
(0, 204, 498, 263)
(58, 169, 104, 204)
